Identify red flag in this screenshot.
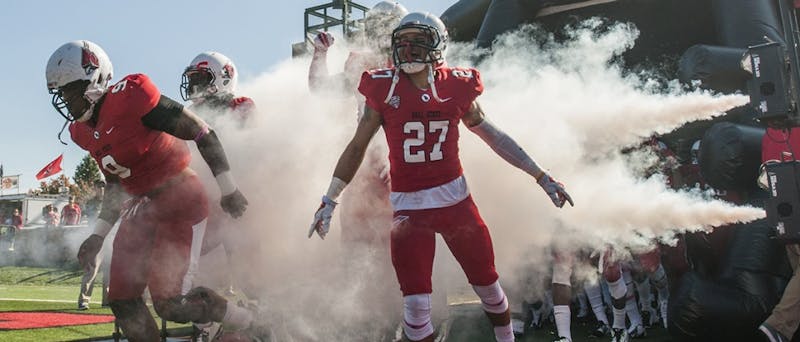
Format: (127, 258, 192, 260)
(36, 154, 63, 180)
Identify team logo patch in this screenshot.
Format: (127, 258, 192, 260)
(421, 93, 430, 103)
(93, 131, 100, 139)
(222, 64, 235, 86)
(389, 95, 400, 109)
(81, 42, 99, 76)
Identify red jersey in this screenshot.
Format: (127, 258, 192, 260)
(70, 74, 191, 196)
(762, 127, 800, 162)
(358, 66, 484, 192)
(229, 96, 255, 123)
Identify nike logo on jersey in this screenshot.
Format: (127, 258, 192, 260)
(105, 127, 115, 134)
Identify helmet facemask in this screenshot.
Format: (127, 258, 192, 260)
(180, 52, 238, 102)
(180, 67, 217, 101)
(391, 24, 444, 74)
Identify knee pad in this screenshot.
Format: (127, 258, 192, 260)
(552, 258, 573, 286)
(155, 287, 227, 324)
(472, 280, 509, 314)
(403, 294, 434, 341)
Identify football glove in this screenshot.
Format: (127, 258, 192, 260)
(221, 189, 248, 218)
(308, 195, 337, 239)
(537, 174, 574, 208)
(313, 32, 335, 52)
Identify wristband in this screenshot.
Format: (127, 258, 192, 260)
(216, 171, 238, 196)
(325, 177, 348, 201)
(92, 219, 113, 238)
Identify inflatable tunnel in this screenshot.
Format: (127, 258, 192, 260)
(439, 0, 800, 339)
(440, 0, 791, 162)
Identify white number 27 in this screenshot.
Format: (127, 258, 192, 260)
(403, 120, 449, 163)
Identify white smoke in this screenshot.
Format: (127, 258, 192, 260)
(190, 19, 764, 339)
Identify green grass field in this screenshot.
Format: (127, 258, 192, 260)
(0, 266, 190, 342)
(1, 266, 674, 341)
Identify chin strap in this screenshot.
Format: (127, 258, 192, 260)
(384, 65, 448, 104)
(57, 120, 69, 145)
(427, 65, 447, 103)
(383, 71, 401, 104)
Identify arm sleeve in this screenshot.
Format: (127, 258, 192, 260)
(469, 119, 543, 179)
(196, 130, 231, 177)
(140, 95, 186, 134)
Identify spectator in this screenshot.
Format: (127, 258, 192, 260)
(5, 209, 22, 252)
(11, 208, 22, 229)
(45, 205, 60, 228)
(61, 197, 82, 226)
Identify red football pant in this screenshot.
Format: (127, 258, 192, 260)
(391, 195, 499, 296)
(108, 174, 208, 302)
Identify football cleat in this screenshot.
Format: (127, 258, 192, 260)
(628, 324, 646, 338)
(591, 322, 611, 337)
(77, 302, 89, 310)
(196, 322, 224, 342)
(610, 328, 629, 342)
(642, 307, 659, 328)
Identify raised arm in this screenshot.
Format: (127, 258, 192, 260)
(308, 32, 337, 92)
(141, 95, 248, 217)
(462, 100, 573, 208)
(308, 104, 383, 239)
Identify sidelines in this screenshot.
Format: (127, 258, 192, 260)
(0, 297, 94, 303)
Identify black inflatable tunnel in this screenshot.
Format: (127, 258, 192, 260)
(698, 122, 764, 192)
(670, 220, 792, 341)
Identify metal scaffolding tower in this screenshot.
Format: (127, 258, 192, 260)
(292, 0, 369, 57)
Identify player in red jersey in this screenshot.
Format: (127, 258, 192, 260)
(46, 40, 261, 341)
(309, 13, 573, 342)
(181, 51, 260, 341)
(181, 51, 255, 126)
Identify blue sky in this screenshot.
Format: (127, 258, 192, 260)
(0, 0, 451, 192)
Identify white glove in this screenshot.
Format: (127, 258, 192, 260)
(537, 173, 574, 208)
(308, 195, 337, 239)
(313, 32, 335, 52)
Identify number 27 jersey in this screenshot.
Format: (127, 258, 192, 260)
(358, 66, 484, 192)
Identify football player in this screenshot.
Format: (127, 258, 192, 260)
(181, 51, 255, 126)
(602, 247, 669, 341)
(308, 0, 408, 97)
(180, 51, 259, 341)
(309, 12, 573, 342)
(308, 2, 409, 325)
(46, 40, 261, 341)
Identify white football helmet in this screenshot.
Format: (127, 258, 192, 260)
(391, 12, 448, 74)
(180, 51, 238, 101)
(364, 1, 408, 52)
(45, 40, 113, 122)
